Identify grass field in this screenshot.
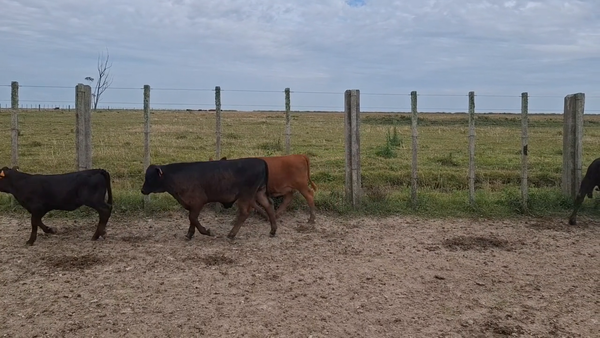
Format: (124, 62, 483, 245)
(1, 109, 600, 219)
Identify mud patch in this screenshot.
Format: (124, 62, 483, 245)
(45, 253, 103, 271)
(201, 254, 235, 266)
(442, 235, 513, 252)
(480, 319, 525, 336)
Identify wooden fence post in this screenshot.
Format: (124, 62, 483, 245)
(285, 88, 291, 154)
(562, 93, 585, 199)
(75, 83, 93, 171)
(410, 91, 418, 208)
(11, 81, 19, 169)
(344, 89, 361, 207)
(215, 86, 222, 160)
(521, 92, 529, 212)
(214, 86, 222, 213)
(468, 91, 476, 207)
(143, 85, 151, 207)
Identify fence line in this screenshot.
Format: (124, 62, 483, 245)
(521, 93, 529, 212)
(143, 85, 151, 207)
(410, 91, 418, 209)
(0, 81, 590, 210)
(285, 88, 291, 154)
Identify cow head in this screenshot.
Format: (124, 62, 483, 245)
(0, 166, 16, 193)
(141, 164, 166, 195)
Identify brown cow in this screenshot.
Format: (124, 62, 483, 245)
(210, 154, 317, 223)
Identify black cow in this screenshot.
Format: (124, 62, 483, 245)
(569, 158, 600, 225)
(0, 167, 113, 245)
(141, 158, 277, 240)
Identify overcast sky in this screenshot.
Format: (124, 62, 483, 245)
(1, 0, 599, 113)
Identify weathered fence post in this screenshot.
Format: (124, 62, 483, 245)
(11, 81, 19, 169)
(562, 93, 585, 199)
(285, 88, 291, 154)
(411, 91, 418, 208)
(75, 83, 93, 171)
(143, 85, 151, 207)
(468, 91, 476, 207)
(521, 92, 529, 212)
(215, 86, 222, 160)
(344, 89, 361, 207)
(214, 86, 222, 213)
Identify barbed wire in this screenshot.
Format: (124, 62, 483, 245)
(2, 83, 600, 98)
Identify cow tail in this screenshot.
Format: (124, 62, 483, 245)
(303, 155, 318, 192)
(263, 159, 272, 198)
(100, 169, 113, 205)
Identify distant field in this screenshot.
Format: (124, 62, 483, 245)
(1, 109, 600, 218)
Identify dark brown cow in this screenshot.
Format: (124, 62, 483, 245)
(569, 157, 600, 225)
(211, 155, 317, 223)
(141, 158, 277, 240)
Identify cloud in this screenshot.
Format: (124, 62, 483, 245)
(0, 0, 599, 112)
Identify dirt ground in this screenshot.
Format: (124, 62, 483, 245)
(0, 210, 598, 338)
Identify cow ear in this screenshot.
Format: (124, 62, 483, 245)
(156, 167, 163, 178)
(0, 170, 4, 178)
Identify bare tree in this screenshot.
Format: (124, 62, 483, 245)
(86, 49, 113, 110)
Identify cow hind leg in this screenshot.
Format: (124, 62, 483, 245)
(255, 190, 278, 237)
(90, 203, 112, 240)
(227, 201, 253, 239)
(252, 200, 269, 220)
(186, 206, 211, 240)
(298, 186, 317, 224)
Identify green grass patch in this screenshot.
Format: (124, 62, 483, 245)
(0, 110, 599, 220)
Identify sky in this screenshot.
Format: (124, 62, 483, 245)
(1, 0, 599, 113)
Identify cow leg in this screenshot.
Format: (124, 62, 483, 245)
(186, 207, 212, 240)
(298, 187, 317, 224)
(274, 192, 295, 219)
(252, 200, 269, 220)
(91, 203, 112, 240)
(255, 190, 278, 237)
(227, 202, 253, 239)
(569, 194, 586, 225)
(27, 213, 53, 246)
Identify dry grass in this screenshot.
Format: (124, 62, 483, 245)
(1, 109, 600, 217)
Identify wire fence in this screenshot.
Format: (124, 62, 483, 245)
(2, 83, 600, 113)
(0, 82, 596, 211)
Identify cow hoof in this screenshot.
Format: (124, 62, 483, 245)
(308, 219, 316, 224)
(205, 229, 214, 237)
(568, 219, 577, 226)
(226, 234, 236, 240)
(47, 227, 57, 234)
(185, 234, 194, 240)
(269, 232, 276, 238)
(25, 241, 35, 246)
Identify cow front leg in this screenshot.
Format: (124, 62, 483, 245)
(274, 192, 294, 219)
(27, 213, 53, 246)
(186, 207, 212, 240)
(255, 190, 278, 237)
